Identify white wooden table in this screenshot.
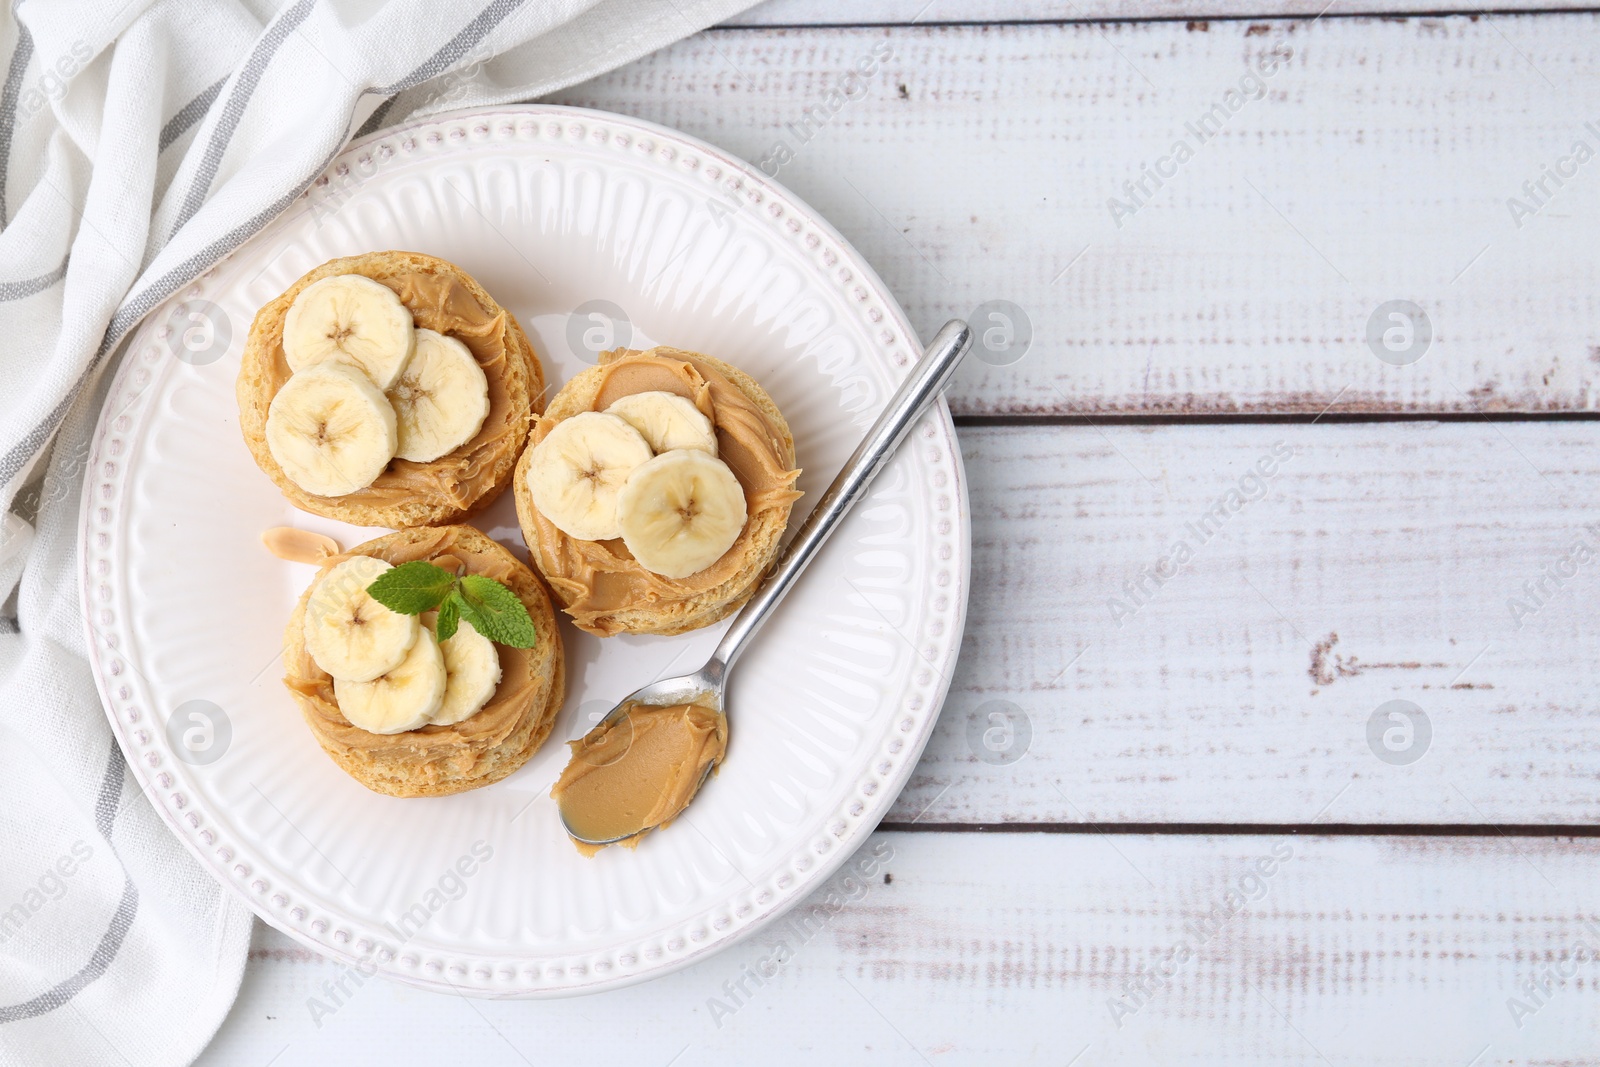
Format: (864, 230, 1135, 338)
(199, 3, 1600, 1062)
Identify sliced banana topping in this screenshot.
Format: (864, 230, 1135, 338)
(333, 626, 447, 734)
(266, 361, 398, 497)
(605, 391, 717, 456)
(526, 412, 654, 541)
(616, 449, 747, 580)
(303, 556, 419, 682)
(388, 328, 491, 463)
(423, 612, 502, 726)
(283, 274, 415, 389)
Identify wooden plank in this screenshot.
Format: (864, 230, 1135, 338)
(549, 16, 1600, 416)
(729, 0, 1600, 25)
(199, 833, 1600, 1064)
(877, 421, 1600, 826)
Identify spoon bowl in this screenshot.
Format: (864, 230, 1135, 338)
(559, 665, 726, 848)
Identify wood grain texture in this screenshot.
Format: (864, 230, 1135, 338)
(200, 834, 1600, 1065)
(878, 421, 1600, 825)
(729, 0, 1600, 25)
(549, 15, 1600, 416)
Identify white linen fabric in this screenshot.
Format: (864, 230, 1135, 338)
(0, 1, 756, 1064)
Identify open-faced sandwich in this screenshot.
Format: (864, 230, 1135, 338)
(281, 525, 564, 797)
(514, 347, 801, 637)
(237, 251, 544, 527)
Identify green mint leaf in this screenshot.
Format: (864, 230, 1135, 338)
(453, 596, 490, 643)
(458, 573, 537, 648)
(366, 560, 456, 615)
(435, 592, 462, 642)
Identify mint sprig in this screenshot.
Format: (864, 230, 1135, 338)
(366, 561, 536, 649)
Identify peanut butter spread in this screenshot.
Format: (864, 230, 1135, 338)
(527, 352, 802, 631)
(551, 700, 728, 854)
(260, 526, 340, 565)
(262, 271, 523, 508)
(285, 527, 542, 764)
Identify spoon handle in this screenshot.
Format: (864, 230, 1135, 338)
(711, 319, 974, 671)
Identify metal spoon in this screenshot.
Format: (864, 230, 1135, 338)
(560, 319, 974, 846)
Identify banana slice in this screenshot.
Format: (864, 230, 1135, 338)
(605, 391, 717, 456)
(423, 612, 502, 726)
(387, 329, 491, 463)
(282, 274, 416, 389)
(266, 361, 398, 497)
(616, 449, 747, 579)
(526, 412, 654, 541)
(333, 627, 446, 734)
(303, 556, 420, 682)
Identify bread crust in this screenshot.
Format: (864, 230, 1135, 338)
(514, 347, 798, 637)
(237, 251, 543, 527)
(283, 526, 565, 798)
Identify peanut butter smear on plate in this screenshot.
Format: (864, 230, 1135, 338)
(260, 527, 341, 564)
(551, 700, 728, 855)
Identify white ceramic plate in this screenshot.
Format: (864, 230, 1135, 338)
(78, 105, 969, 997)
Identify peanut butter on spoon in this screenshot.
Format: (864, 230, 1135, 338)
(551, 700, 727, 856)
